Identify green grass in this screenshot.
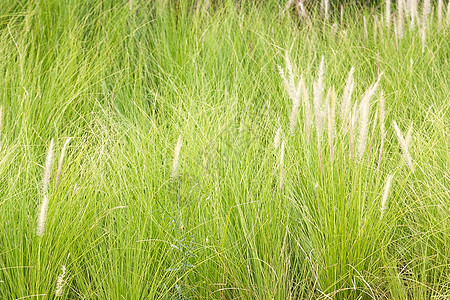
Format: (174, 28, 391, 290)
(0, 0, 449, 299)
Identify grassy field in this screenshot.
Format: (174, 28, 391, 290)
(0, 0, 449, 299)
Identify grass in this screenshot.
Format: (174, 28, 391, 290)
(0, 0, 449, 299)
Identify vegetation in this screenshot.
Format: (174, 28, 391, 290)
(0, 0, 449, 299)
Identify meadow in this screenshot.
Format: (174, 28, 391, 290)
(0, 0, 449, 299)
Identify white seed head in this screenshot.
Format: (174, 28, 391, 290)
(313, 57, 325, 139)
(386, 0, 391, 27)
(397, 0, 404, 38)
(363, 16, 368, 39)
(42, 139, 55, 195)
(447, 1, 450, 26)
(381, 174, 394, 217)
(357, 78, 381, 160)
(55, 137, 72, 190)
(301, 77, 312, 140)
(289, 76, 302, 134)
(55, 265, 66, 297)
(405, 123, 413, 148)
(341, 67, 355, 121)
(274, 126, 282, 149)
(322, 0, 329, 20)
(437, 0, 443, 28)
(171, 135, 183, 178)
(392, 120, 413, 171)
(36, 139, 55, 237)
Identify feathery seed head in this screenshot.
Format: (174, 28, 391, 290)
(341, 67, 355, 121)
(55, 265, 66, 297)
(313, 57, 326, 138)
(274, 127, 282, 149)
(289, 76, 302, 134)
(42, 139, 55, 197)
(36, 139, 55, 237)
(301, 77, 312, 140)
(55, 137, 72, 190)
(381, 174, 394, 217)
(357, 77, 381, 160)
(392, 120, 414, 171)
(386, 0, 391, 27)
(171, 135, 183, 179)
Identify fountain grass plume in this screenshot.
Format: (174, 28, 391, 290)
(340, 67, 355, 126)
(36, 139, 55, 237)
(409, 0, 418, 29)
(171, 135, 183, 179)
(274, 126, 282, 149)
(55, 137, 72, 191)
(301, 77, 312, 140)
(392, 120, 414, 171)
(55, 265, 66, 297)
(357, 76, 381, 160)
(322, 0, 329, 20)
(349, 102, 359, 159)
(386, 0, 391, 28)
(405, 123, 413, 148)
(313, 57, 325, 139)
(380, 174, 394, 218)
(421, 0, 431, 52)
(437, 0, 443, 29)
(447, 1, 450, 25)
(289, 75, 302, 134)
(397, 0, 404, 38)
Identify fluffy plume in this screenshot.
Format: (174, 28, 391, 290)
(301, 77, 312, 140)
(313, 57, 325, 139)
(438, 0, 443, 29)
(274, 127, 282, 149)
(289, 76, 302, 134)
(357, 77, 381, 160)
(55, 265, 66, 297)
(341, 67, 355, 124)
(36, 139, 55, 237)
(55, 137, 72, 191)
(349, 102, 359, 158)
(392, 121, 413, 171)
(405, 123, 413, 148)
(409, 0, 418, 29)
(397, 0, 404, 38)
(421, 0, 430, 52)
(381, 174, 394, 218)
(386, 0, 391, 27)
(423, 0, 431, 17)
(447, 1, 450, 26)
(171, 135, 183, 178)
(363, 16, 368, 39)
(321, 0, 329, 20)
